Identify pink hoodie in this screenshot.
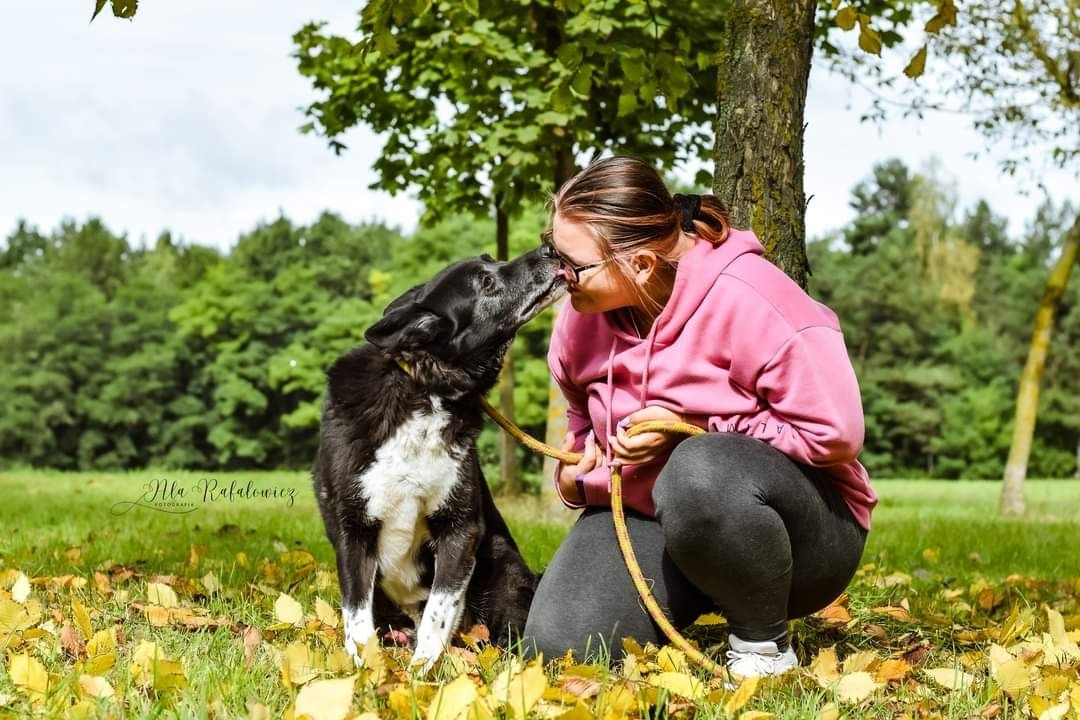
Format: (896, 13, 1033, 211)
(548, 229, 877, 530)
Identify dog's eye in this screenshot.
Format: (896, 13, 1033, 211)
(480, 274, 497, 292)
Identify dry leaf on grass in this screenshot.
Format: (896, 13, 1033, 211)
(836, 671, 883, 702)
(294, 676, 356, 720)
(924, 667, 977, 691)
(274, 592, 304, 626)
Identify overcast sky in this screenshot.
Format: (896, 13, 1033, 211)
(1, 3, 1074, 254)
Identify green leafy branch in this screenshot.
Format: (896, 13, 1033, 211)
(90, 0, 138, 22)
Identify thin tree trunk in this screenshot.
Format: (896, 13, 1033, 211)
(1001, 212, 1080, 516)
(713, 0, 817, 289)
(494, 197, 520, 495)
(542, 149, 576, 502)
(1075, 436, 1080, 480)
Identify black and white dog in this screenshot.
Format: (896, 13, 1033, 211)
(312, 245, 565, 670)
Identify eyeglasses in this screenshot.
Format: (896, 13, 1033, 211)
(541, 229, 612, 285)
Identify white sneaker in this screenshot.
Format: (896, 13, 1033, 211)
(725, 633, 799, 679)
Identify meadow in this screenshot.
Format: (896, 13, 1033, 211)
(1, 471, 1078, 718)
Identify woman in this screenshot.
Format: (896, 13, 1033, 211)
(522, 156, 877, 679)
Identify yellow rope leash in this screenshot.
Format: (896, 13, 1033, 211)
(392, 358, 726, 676)
(482, 396, 726, 677)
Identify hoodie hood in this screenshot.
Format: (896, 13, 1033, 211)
(604, 229, 766, 347)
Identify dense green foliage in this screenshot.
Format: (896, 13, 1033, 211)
(1, 160, 1076, 483)
(808, 161, 1079, 479)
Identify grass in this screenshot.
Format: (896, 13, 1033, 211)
(1, 470, 1078, 718)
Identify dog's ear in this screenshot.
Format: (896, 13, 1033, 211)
(381, 281, 426, 317)
(365, 307, 452, 352)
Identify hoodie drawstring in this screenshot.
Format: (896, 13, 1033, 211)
(605, 315, 660, 469)
(605, 340, 617, 468)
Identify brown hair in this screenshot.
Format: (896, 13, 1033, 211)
(548, 155, 731, 318)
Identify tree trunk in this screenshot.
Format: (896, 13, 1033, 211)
(713, 0, 817, 289)
(542, 149, 577, 502)
(494, 197, 521, 495)
(1001, 211, 1080, 516)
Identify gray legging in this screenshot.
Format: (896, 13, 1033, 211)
(522, 431, 867, 662)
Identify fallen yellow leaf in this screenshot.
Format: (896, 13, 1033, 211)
(693, 612, 727, 625)
(71, 596, 92, 639)
(836, 671, 882, 702)
(874, 658, 911, 682)
(10, 653, 49, 697)
(84, 627, 117, 675)
(274, 592, 304, 626)
(145, 604, 172, 627)
(490, 657, 547, 719)
(842, 650, 878, 674)
(294, 675, 356, 720)
(426, 675, 478, 720)
(202, 572, 221, 593)
(11, 574, 31, 604)
(315, 597, 338, 628)
(809, 646, 841, 687)
(872, 605, 913, 623)
(815, 604, 851, 625)
(816, 702, 840, 720)
(657, 646, 688, 673)
(649, 671, 705, 701)
(924, 667, 976, 691)
(359, 634, 387, 685)
(281, 641, 321, 686)
(991, 657, 1031, 696)
(0, 596, 35, 635)
(1047, 607, 1080, 661)
(131, 640, 188, 691)
(147, 582, 179, 609)
(77, 674, 115, 700)
(725, 676, 759, 715)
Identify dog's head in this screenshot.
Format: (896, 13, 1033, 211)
(365, 245, 565, 394)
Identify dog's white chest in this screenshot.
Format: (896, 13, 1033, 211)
(354, 398, 464, 610)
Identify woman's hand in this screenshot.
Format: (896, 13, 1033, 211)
(557, 430, 602, 504)
(607, 406, 692, 466)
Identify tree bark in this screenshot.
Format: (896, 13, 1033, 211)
(1001, 211, 1080, 516)
(542, 149, 576, 502)
(713, 0, 817, 289)
(494, 197, 521, 495)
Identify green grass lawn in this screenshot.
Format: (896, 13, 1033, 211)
(1, 470, 1078, 718)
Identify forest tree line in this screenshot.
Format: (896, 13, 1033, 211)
(1, 158, 1077, 487)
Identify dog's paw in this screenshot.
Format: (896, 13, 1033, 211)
(409, 636, 445, 674)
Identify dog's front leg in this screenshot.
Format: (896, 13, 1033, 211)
(410, 524, 481, 672)
(335, 531, 379, 665)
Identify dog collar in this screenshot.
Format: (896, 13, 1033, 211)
(394, 357, 413, 376)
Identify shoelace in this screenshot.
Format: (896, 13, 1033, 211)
(725, 648, 781, 676)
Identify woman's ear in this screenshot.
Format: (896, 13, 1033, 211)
(631, 250, 658, 285)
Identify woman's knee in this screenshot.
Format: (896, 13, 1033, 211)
(653, 432, 790, 563)
(652, 432, 771, 519)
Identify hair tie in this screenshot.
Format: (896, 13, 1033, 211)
(673, 193, 702, 232)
